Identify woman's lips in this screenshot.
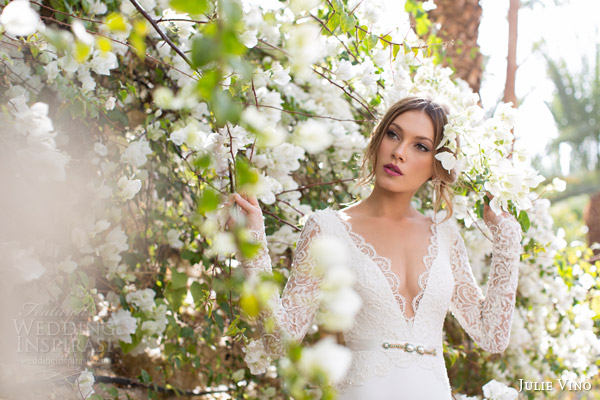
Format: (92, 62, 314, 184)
(383, 164, 403, 176)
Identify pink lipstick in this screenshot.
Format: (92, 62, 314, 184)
(383, 163, 403, 176)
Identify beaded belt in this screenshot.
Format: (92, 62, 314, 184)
(381, 341, 437, 355)
(347, 339, 439, 356)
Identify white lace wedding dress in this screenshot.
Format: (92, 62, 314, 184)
(240, 207, 523, 400)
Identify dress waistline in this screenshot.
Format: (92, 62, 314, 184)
(346, 338, 442, 355)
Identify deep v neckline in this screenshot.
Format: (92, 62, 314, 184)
(330, 208, 439, 323)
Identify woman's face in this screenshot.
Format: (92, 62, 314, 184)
(374, 110, 435, 194)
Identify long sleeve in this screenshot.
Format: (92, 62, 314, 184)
(448, 214, 522, 353)
(239, 213, 324, 358)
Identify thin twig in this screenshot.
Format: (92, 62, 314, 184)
(155, 18, 209, 24)
(257, 38, 287, 54)
(31, 1, 103, 24)
(38, 15, 197, 81)
(309, 13, 359, 63)
(276, 198, 306, 216)
(276, 178, 355, 196)
(94, 375, 234, 396)
(242, 102, 370, 123)
(128, 0, 195, 71)
(312, 66, 377, 120)
(466, 210, 493, 243)
(262, 209, 301, 232)
(251, 79, 259, 110)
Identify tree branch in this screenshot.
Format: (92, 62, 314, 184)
(128, 0, 195, 71)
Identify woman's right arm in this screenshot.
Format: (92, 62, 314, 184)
(230, 193, 324, 358)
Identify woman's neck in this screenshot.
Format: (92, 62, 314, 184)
(359, 185, 419, 221)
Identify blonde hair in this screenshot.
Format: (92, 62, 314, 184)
(356, 97, 459, 223)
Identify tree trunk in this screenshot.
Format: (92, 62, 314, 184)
(425, 0, 484, 94)
(503, 0, 519, 106)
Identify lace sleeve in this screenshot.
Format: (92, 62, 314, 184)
(448, 214, 523, 353)
(239, 213, 324, 358)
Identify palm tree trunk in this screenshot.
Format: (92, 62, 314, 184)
(426, 0, 484, 94)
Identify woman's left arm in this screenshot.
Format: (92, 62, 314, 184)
(448, 204, 523, 354)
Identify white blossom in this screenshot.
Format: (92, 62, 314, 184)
(89, 50, 118, 75)
(89, 0, 107, 15)
(72, 20, 94, 45)
(122, 138, 152, 167)
(0, 0, 39, 37)
(335, 60, 356, 81)
(99, 227, 129, 268)
(126, 288, 156, 313)
(289, 0, 320, 15)
(270, 62, 291, 85)
(298, 336, 352, 384)
(292, 119, 333, 154)
(240, 29, 258, 48)
(242, 339, 271, 375)
(94, 142, 108, 156)
(105, 97, 116, 111)
(434, 151, 456, 171)
(58, 257, 78, 274)
(106, 309, 137, 343)
(285, 21, 324, 78)
(482, 379, 518, 400)
(76, 369, 95, 399)
(118, 176, 142, 200)
(167, 229, 184, 249)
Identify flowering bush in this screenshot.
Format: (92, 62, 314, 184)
(1, 0, 598, 399)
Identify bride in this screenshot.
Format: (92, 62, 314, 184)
(227, 97, 523, 399)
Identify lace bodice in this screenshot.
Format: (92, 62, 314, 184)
(238, 207, 523, 392)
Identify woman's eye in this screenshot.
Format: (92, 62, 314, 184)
(387, 131, 398, 139)
(417, 144, 430, 152)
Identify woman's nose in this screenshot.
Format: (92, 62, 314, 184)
(393, 143, 407, 161)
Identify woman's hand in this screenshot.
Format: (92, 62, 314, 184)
(482, 192, 511, 228)
(226, 191, 264, 232)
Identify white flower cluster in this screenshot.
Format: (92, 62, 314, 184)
(310, 236, 362, 331)
(105, 308, 138, 343)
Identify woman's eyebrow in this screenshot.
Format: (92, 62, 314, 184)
(389, 122, 434, 144)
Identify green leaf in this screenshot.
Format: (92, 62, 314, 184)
(379, 35, 392, 49)
(339, 13, 356, 34)
(170, 270, 188, 290)
(191, 34, 220, 68)
(239, 236, 261, 259)
(212, 89, 241, 125)
(475, 201, 484, 219)
(196, 69, 220, 100)
(331, 0, 344, 12)
(365, 34, 378, 50)
(235, 157, 259, 188)
(517, 210, 530, 232)
(197, 188, 220, 214)
(169, 0, 208, 15)
(392, 43, 401, 60)
(326, 13, 340, 32)
(190, 281, 207, 306)
(221, 29, 246, 56)
(240, 293, 259, 317)
(140, 369, 152, 384)
(165, 284, 187, 311)
(357, 25, 368, 41)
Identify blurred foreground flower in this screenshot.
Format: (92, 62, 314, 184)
(243, 339, 272, 375)
(0, 0, 39, 36)
(298, 336, 352, 384)
(482, 379, 518, 400)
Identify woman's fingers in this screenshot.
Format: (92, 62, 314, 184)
(232, 193, 257, 213)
